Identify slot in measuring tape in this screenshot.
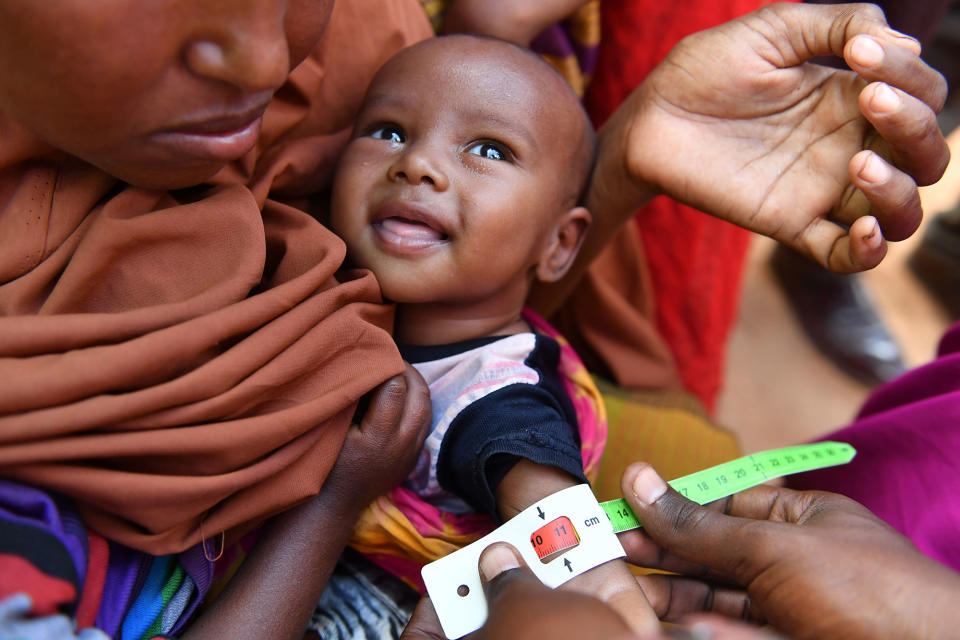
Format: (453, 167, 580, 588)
(423, 441, 855, 639)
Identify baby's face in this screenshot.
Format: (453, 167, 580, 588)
(331, 37, 589, 308)
(0, 0, 331, 189)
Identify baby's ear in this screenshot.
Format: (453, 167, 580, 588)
(536, 206, 591, 283)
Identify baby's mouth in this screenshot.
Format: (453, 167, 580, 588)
(373, 216, 450, 252)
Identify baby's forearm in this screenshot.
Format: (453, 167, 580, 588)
(494, 458, 583, 520)
(494, 459, 661, 634)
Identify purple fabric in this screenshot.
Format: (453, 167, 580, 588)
(789, 321, 960, 572)
(0, 480, 87, 586)
(530, 22, 599, 79)
(531, 25, 574, 57)
(96, 542, 151, 637)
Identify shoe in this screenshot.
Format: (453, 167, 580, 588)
(909, 208, 960, 319)
(771, 245, 907, 386)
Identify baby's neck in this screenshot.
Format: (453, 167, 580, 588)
(394, 302, 529, 346)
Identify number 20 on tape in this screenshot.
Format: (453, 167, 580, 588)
(422, 441, 856, 639)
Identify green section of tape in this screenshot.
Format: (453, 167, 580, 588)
(600, 441, 856, 533)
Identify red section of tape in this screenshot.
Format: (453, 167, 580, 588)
(530, 516, 579, 560)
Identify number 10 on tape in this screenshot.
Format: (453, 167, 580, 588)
(422, 441, 855, 638)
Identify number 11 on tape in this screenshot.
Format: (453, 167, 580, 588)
(422, 441, 855, 639)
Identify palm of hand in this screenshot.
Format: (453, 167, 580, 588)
(742, 496, 934, 639)
(625, 24, 871, 267)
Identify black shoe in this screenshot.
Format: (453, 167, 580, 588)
(909, 208, 960, 319)
(771, 245, 907, 386)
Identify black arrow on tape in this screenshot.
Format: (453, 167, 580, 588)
(563, 558, 572, 572)
(537, 507, 545, 520)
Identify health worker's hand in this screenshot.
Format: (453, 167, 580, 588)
(587, 2, 949, 274)
(400, 543, 778, 640)
(621, 462, 960, 639)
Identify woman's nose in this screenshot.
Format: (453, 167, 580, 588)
(388, 144, 450, 191)
(184, 2, 290, 93)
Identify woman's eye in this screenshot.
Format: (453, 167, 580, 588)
(368, 126, 405, 143)
(466, 142, 510, 161)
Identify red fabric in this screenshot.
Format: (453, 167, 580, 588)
(583, 0, 784, 410)
(0, 553, 76, 615)
(74, 531, 108, 629)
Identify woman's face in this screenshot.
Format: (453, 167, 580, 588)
(0, 0, 333, 188)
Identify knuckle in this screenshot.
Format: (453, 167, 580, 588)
(668, 495, 711, 537)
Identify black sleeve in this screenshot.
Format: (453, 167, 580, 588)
(435, 383, 587, 520)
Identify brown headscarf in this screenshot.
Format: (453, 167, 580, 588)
(0, 0, 432, 555)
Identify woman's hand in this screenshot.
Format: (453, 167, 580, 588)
(180, 365, 430, 640)
(324, 363, 432, 510)
(621, 462, 960, 639)
(586, 2, 949, 274)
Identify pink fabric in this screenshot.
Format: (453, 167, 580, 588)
(789, 321, 960, 572)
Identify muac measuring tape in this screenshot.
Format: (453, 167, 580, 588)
(422, 441, 856, 639)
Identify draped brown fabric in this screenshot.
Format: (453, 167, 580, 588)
(550, 222, 678, 389)
(0, 0, 433, 555)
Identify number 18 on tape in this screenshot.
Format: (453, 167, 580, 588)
(421, 441, 855, 639)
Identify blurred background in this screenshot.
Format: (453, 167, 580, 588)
(717, 2, 960, 452)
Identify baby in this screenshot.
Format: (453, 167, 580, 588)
(323, 34, 655, 636)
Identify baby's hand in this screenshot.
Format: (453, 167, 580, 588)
(560, 557, 660, 634)
(496, 460, 659, 634)
(324, 363, 431, 510)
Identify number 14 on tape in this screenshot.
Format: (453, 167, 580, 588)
(422, 441, 855, 639)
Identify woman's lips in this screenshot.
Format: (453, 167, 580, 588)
(151, 116, 264, 163)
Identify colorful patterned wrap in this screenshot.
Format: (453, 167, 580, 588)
(417, 1, 600, 96)
(348, 309, 608, 591)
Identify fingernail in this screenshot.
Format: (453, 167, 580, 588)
(864, 218, 883, 249)
(851, 36, 884, 68)
(858, 153, 891, 184)
(479, 544, 520, 581)
(632, 464, 668, 506)
(870, 83, 900, 114)
(883, 27, 920, 47)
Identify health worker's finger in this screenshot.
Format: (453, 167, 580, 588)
(477, 543, 637, 640)
(398, 597, 446, 640)
(636, 574, 759, 625)
(621, 463, 784, 585)
(797, 215, 886, 272)
(858, 82, 950, 188)
(846, 150, 924, 242)
(845, 33, 947, 113)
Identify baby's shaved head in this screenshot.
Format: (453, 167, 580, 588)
(366, 34, 597, 209)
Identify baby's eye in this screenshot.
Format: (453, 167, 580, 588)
(367, 125, 405, 144)
(465, 141, 511, 162)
